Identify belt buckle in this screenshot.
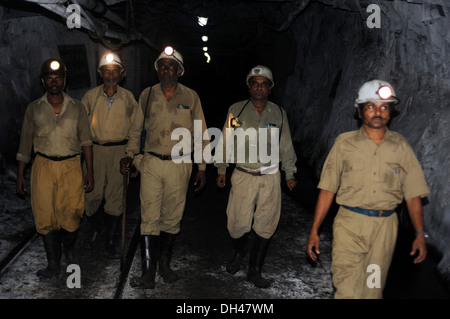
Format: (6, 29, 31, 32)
(378, 210, 383, 217)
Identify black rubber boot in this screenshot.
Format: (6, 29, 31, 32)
(247, 234, 271, 288)
(103, 213, 121, 259)
(62, 228, 79, 265)
(226, 233, 249, 274)
(130, 235, 159, 289)
(158, 231, 179, 283)
(36, 230, 62, 278)
(84, 210, 104, 249)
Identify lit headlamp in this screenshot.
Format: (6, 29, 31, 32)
(105, 53, 115, 64)
(377, 85, 393, 100)
(50, 60, 61, 71)
(164, 46, 174, 56)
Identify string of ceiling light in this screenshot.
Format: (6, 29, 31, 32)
(198, 16, 211, 63)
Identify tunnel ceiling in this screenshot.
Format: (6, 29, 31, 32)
(9, 0, 379, 54)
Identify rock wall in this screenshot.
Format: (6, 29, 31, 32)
(282, 1, 450, 281)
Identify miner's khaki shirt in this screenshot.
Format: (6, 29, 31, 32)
(137, 83, 208, 171)
(214, 100, 297, 180)
(318, 127, 430, 210)
(81, 85, 143, 158)
(16, 92, 92, 163)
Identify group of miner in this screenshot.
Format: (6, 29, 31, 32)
(15, 47, 429, 299)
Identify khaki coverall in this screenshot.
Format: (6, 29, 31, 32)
(214, 100, 297, 239)
(133, 83, 208, 235)
(82, 85, 143, 217)
(16, 93, 92, 234)
(318, 127, 430, 298)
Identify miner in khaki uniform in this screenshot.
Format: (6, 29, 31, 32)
(16, 58, 93, 278)
(215, 66, 297, 288)
(121, 46, 208, 289)
(82, 52, 143, 258)
(306, 80, 430, 299)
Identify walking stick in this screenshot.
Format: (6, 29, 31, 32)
(120, 169, 130, 271)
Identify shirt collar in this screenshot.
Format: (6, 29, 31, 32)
(358, 125, 393, 142)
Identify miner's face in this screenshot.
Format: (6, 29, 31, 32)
(43, 73, 65, 95)
(359, 101, 391, 129)
(99, 64, 123, 87)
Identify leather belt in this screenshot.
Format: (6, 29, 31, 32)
(148, 151, 190, 161)
(343, 205, 395, 217)
(93, 139, 128, 146)
(37, 152, 78, 162)
(148, 151, 172, 160)
(236, 166, 262, 176)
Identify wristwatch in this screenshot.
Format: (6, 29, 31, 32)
(416, 230, 429, 239)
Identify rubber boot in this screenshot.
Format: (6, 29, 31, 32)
(158, 231, 179, 283)
(247, 234, 271, 288)
(84, 210, 104, 249)
(62, 228, 79, 265)
(104, 213, 121, 259)
(226, 233, 249, 274)
(130, 235, 159, 289)
(36, 230, 62, 278)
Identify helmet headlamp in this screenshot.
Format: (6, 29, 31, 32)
(377, 85, 393, 100)
(50, 60, 60, 71)
(105, 53, 115, 64)
(164, 46, 174, 56)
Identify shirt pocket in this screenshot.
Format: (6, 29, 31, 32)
(341, 159, 364, 191)
(383, 162, 403, 196)
(173, 107, 192, 128)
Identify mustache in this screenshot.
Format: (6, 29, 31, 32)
(370, 116, 383, 120)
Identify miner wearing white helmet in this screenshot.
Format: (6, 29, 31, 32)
(81, 51, 143, 259)
(16, 58, 93, 278)
(121, 46, 208, 289)
(306, 80, 430, 299)
(215, 65, 297, 289)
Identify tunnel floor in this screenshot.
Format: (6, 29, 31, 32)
(0, 156, 449, 303)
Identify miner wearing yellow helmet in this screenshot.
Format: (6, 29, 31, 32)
(306, 80, 430, 299)
(16, 57, 93, 278)
(81, 52, 143, 259)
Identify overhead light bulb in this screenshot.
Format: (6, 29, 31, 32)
(198, 16, 208, 26)
(204, 52, 211, 63)
(202, 36, 208, 42)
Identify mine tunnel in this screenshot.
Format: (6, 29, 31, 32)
(0, 0, 449, 305)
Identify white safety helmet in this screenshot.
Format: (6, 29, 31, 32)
(246, 65, 274, 88)
(154, 46, 185, 76)
(98, 52, 124, 71)
(355, 79, 399, 107)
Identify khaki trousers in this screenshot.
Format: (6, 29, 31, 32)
(331, 206, 398, 299)
(30, 155, 85, 235)
(84, 144, 127, 217)
(140, 153, 192, 235)
(226, 169, 281, 239)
